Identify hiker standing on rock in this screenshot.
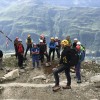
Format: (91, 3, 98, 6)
(52, 40, 71, 92)
(17, 39, 24, 69)
(25, 34, 33, 58)
(31, 43, 40, 69)
(0, 50, 3, 70)
(14, 37, 19, 58)
(38, 40, 49, 65)
(48, 37, 56, 61)
(55, 37, 61, 59)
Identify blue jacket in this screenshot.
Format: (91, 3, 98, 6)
(49, 42, 56, 49)
(31, 47, 40, 56)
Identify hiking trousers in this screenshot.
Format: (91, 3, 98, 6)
(55, 48, 60, 58)
(25, 45, 32, 57)
(18, 53, 24, 68)
(53, 64, 71, 86)
(75, 62, 81, 81)
(49, 48, 55, 61)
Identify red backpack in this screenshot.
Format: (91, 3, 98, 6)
(17, 44, 23, 53)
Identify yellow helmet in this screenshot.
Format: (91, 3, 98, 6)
(61, 40, 69, 46)
(28, 34, 31, 37)
(51, 37, 54, 40)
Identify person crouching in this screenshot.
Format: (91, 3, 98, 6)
(31, 43, 40, 69)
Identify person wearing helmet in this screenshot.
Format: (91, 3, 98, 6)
(25, 34, 33, 58)
(52, 39, 71, 92)
(39, 34, 46, 44)
(31, 43, 40, 68)
(72, 38, 78, 49)
(48, 37, 56, 61)
(66, 36, 72, 47)
(17, 39, 24, 69)
(14, 37, 19, 58)
(55, 37, 61, 59)
(38, 39, 49, 64)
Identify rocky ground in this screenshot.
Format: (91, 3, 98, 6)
(0, 55, 100, 100)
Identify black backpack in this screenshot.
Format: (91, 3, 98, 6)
(68, 49, 79, 66)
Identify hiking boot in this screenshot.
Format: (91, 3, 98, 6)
(62, 85, 71, 89)
(77, 80, 82, 83)
(52, 85, 61, 92)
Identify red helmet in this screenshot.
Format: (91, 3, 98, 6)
(76, 45, 80, 51)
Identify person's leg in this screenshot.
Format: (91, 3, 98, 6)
(53, 65, 65, 86)
(29, 46, 32, 56)
(65, 66, 71, 86)
(49, 49, 52, 61)
(32, 57, 35, 68)
(75, 62, 81, 82)
(25, 46, 29, 57)
(52, 49, 55, 61)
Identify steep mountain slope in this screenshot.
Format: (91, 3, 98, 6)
(0, 0, 100, 52)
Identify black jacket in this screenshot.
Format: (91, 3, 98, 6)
(59, 46, 70, 65)
(0, 50, 3, 58)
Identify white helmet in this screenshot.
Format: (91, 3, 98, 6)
(77, 41, 81, 45)
(40, 39, 43, 43)
(55, 37, 58, 39)
(74, 38, 78, 41)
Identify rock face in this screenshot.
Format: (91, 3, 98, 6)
(90, 74, 100, 83)
(0, 1, 100, 51)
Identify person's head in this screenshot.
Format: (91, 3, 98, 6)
(28, 34, 31, 38)
(66, 36, 70, 40)
(39, 39, 43, 44)
(61, 40, 69, 48)
(16, 37, 19, 40)
(40, 34, 44, 39)
(55, 37, 58, 41)
(18, 38, 22, 44)
(50, 37, 55, 42)
(77, 41, 81, 46)
(76, 45, 81, 51)
(33, 43, 37, 48)
(74, 38, 78, 43)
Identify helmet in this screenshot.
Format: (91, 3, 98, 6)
(40, 39, 43, 43)
(61, 40, 69, 46)
(33, 43, 37, 45)
(51, 37, 54, 40)
(40, 34, 44, 38)
(74, 38, 78, 41)
(77, 41, 81, 45)
(16, 37, 19, 39)
(28, 34, 31, 37)
(18, 38, 22, 42)
(55, 37, 58, 39)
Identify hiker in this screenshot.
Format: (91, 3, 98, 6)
(14, 37, 19, 58)
(66, 36, 72, 47)
(38, 40, 49, 64)
(0, 50, 3, 70)
(55, 37, 61, 59)
(31, 43, 40, 69)
(25, 34, 33, 57)
(75, 41, 83, 83)
(17, 39, 24, 69)
(72, 38, 78, 49)
(52, 40, 71, 92)
(48, 37, 56, 61)
(39, 34, 46, 44)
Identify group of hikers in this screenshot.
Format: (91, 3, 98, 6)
(0, 34, 85, 92)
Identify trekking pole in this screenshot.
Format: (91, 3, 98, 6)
(0, 30, 12, 42)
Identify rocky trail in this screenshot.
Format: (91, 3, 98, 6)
(0, 56, 100, 100)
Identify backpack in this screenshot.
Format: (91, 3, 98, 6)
(18, 44, 23, 53)
(68, 49, 79, 66)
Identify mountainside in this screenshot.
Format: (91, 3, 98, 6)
(0, 0, 100, 53)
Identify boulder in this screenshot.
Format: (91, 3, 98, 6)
(90, 74, 100, 83)
(4, 69, 19, 80)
